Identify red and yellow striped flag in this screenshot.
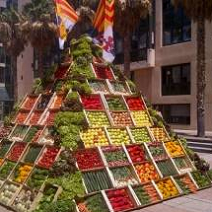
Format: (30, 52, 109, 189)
(93, 0, 115, 62)
(55, 0, 78, 49)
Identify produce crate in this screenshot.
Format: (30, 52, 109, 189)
(105, 187, 138, 212)
(0, 158, 4, 167)
(37, 126, 55, 145)
(49, 94, 64, 109)
(130, 111, 152, 127)
(109, 81, 130, 95)
(80, 127, 110, 148)
(26, 168, 49, 190)
(0, 179, 5, 187)
(74, 148, 104, 171)
(13, 110, 31, 125)
(155, 159, 178, 177)
(36, 146, 60, 169)
(10, 163, 33, 184)
(174, 173, 198, 194)
(129, 127, 153, 143)
(27, 110, 44, 125)
(23, 126, 44, 143)
(0, 139, 13, 158)
(164, 140, 185, 158)
(134, 162, 160, 184)
(10, 125, 29, 142)
(93, 64, 115, 80)
(105, 95, 127, 111)
(0, 181, 21, 206)
(21, 94, 39, 111)
(173, 156, 194, 173)
(82, 169, 113, 193)
(86, 111, 111, 127)
(131, 182, 162, 207)
(206, 169, 212, 182)
(124, 96, 146, 111)
(147, 142, 169, 162)
(54, 65, 69, 79)
(11, 186, 38, 212)
(32, 183, 61, 211)
(88, 79, 110, 94)
(110, 111, 134, 127)
(101, 146, 130, 167)
(0, 126, 12, 140)
(22, 144, 43, 164)
(125, 144, 149, 164)
(77, 192, 110, 212)
(191, 171, 211, 189)
(155, 177, 181, 200)
(35, 94, 53, 110)
(107, 128, 132, 146)
(41, 109, 59, 126)
(0, 160, 16, 180)
(7, 142, 27, 162)
(80, 94, 104, 110)
(150, 127, 170, 142)
(109, 165, 139, 187)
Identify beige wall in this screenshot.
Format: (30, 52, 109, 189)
(133, 0, 212, 130)
(17, 45, 34, 101)
(16, 0, 34, 101)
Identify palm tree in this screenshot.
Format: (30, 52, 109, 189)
(22, 0, 57, 78)
(114, 0, 151, 77)
(0, 9, 26, 101)
(172, 0, 212, 137)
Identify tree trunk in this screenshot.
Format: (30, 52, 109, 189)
(11, 55, 18, 102)
(38, 50, 44, 79)
(123, 30, 131, 78)
(196, 15, 206, 137)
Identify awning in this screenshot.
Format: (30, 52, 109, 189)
(0, 87, 11, 101)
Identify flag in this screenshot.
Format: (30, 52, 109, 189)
(93, 0, 115, 62)
(55, 0, 78, 49)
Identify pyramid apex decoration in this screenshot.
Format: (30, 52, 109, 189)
(0, 36, 211, 212)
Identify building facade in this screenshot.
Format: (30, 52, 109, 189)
(0, 0, 34, 123)
(119, 0, 212, 131)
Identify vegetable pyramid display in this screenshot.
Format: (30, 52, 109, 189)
(0, 37, 211, 212)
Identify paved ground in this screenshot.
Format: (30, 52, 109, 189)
(0, 153, 211, 212)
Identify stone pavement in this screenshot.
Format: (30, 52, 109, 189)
(0, 153, 211, 212)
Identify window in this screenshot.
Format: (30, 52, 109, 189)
(114, 17, 150, 64)
(163, 0, 191, 45)
(0, 67, 5, 83)
(155, 104, 190, 125)
(162, 63, 190, 95)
